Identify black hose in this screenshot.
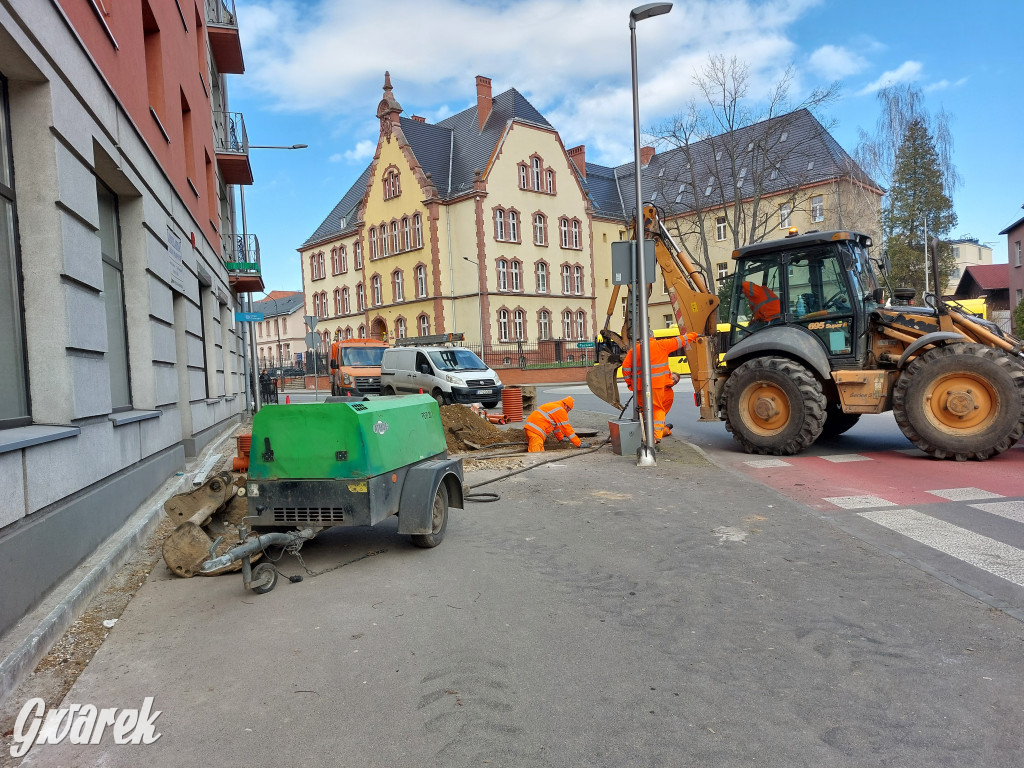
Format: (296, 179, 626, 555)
(464, 438, 611, 501)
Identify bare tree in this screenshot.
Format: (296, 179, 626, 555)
(646, 55, 842, 291)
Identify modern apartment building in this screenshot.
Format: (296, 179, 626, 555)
(0, 0, 258, 637)
(944, 237, 994, 296)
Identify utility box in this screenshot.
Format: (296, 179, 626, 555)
(611, 240, 656, 285)
(608, 419, 641, 456)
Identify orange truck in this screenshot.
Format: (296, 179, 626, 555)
(329, 338, 389, 397)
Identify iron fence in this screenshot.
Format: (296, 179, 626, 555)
(462, 340, 594, 370)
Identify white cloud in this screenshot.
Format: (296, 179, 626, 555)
(925, 77, 968, 93)
(807, 45, 868, 79)
(856, 60, 923, 96)
(343, 140, 376, 163)
(236, 0, 831, 167)
(329, 153, 342, 163)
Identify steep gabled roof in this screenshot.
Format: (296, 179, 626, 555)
(301, 165, 372, 247)
(252, 291, 304, 316)
(960, 264, 1010, 291)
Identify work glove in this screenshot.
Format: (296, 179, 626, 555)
(578, 442, 592, 449)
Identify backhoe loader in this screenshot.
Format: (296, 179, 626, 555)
(588, 205, 1024, 460)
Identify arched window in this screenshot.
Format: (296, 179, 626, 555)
(571, 220, 580, 249)
(418, 315, 430, 336)
(498, 309, 509, 342)
(391, 221, 399, 254)
(331, 248, 340, 274)
(354, 241, 363, 268)
(396, 317, 407, 338)
(372, 275, 382, 306)
(576, 311, 586, 339)
(532, 157, 541, 190)
(510, 260, 521, 291)
(369, 228, 378, 260)
(494, 209, 506, 241)
(559, 218, 569, 248)
(334, 288, 342, 315)
(519, 164, 528, 189)
(342, 287, 350, 314)
(345, 327, 353, 339)
(546, 169, 554, 194)
(563, 310, 573, 339)
(573, 265, 583, 294)
(318, 252, 325, 278)
(356, 282, 364, 311)
(383, 168, 401, 200)
(380, 225, 388, 257)
(562, 264, 572, 294)
(513, 309, 524, 341)
(534, 214, 546, 245)
(393, 269, 404, 302)
(339, 245, 348, 273)
(536, 262, 548, 293)
(508, 210, 518, 242)
(538, 310, 550, 340)
(402, 217, 410, 251)
(415, 265, 427, 298)
(413, 214, 423, 248)
(359, 324, 366, 338)
(497, 259, 508, 291)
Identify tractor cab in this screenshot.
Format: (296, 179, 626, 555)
(729, 230, 881, 365)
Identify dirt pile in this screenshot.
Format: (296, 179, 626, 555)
(440, 404, 569, 453)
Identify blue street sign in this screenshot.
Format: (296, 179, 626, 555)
(235, 312, 264, 322)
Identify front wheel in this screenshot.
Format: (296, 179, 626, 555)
(481, 399, 500, 409)
(722, 357, 826, 455)
(892, 343, 1024, 460)
(411, 483, 448, 548)
(432, 389, 448, 407)
(382, 385, 397, 396)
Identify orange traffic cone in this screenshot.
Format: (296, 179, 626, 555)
(285, 395, 290, 404)
(419, 388, 423, 394)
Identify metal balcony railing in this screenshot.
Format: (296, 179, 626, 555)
(222, 233, 260, 273)
(206, 0, 237, 27)
(213, 111, 248, 156)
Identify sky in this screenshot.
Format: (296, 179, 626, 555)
(229, 0, 1024, 294)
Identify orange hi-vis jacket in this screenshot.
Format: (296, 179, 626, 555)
(525, 397, 581, 447)
(741, 281, 781, 321)
(622, 335, 689, 391)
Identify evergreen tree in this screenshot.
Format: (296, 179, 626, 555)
(881, 119, 957, 300)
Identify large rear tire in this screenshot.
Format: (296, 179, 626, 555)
(892, 343, 1024, 461)
(722, 357, 826, 455)
(819, 402, 861, 439)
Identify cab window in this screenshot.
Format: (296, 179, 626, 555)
(788, 247, 855, 356)
(731, 257, 783, 343)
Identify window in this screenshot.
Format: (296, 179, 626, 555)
(811, 195, 824, 222)
(562, 310, 572, 339)
(513, 309, 524, 341)
(391, 221, 399, 254)
(332, 248, 340, 274)
(334, 288, 342, 315)
(1017, 288, 1023, 304)
(573, 265, 583, 295)
(497, 259, 508, 291)
(952, 246, 962, 260)
(546, 169, 554, 194)
(359, 324, 366, 338)
(519, 164, 528, 189)
(403, 217, 410, 251)
(664, 314, 674, 328)
(576, 311, 586, 339)
(339, 245, 348, 273)
(508, 210, 518, 242)
(354, 241, 363, 268)
(560, 218, 569, 248)
(380, 225, 389, 257)
(356, 282, 365, 311)
(498, 309, 509, 342)
(779, 203, 792, 229)
(495, 209, 506, 241)
(571, 220, 580, 249)
(318, 252, 325, 279)
(383, 168, 401, 200)
(396, 317, 407, 338)
(716, 216, 727, 241)
(369, 228, 378, 259)
(562, 265, 572, 294)
(342, 287, 350, 314)
(372, 275, 382, 306)
(536, 262, 548, 293)
(416, 265, 427, 297)
(532, 157, 541, 190)
(717, 262, 728, 282)
(393, 270, 404, 302)
(1016, 241, 1021, 268)
(345, 327, 353, 340)
(538, 310, 550, 340)
(413, 213, 423, 248)
(534, 214, 546, 245)
(419, 315, 430, 335)
(1, 75, 28, 426)
(98, 181, 131, 409)
(510, 260, 521, 291)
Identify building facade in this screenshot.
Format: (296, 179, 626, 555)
(253, 291, 306, 370)
(999, 213, 1024, 334)
(944, 238, 994, 296)
(300, 76, 880, 359)
(0, 0, 256, 638)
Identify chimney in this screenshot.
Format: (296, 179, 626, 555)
(640, 146, 655, 166)
(567, 145, 586, 178)
(411, 115, 426, 123)
(476, 75, 492, 131)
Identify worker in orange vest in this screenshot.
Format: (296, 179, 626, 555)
(622, 332, 697, 441)
(525, 397, 581, 452)
(740, 281, 781, 322)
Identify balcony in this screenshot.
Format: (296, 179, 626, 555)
(205, 0, 244, 74)
(223, 232, 264, 293)
(214, 111, 252, 185)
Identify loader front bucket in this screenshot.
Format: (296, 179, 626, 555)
(586, 362, 622, 410)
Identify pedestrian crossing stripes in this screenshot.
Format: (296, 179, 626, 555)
(858, 508, 1024, 588)
(969, 500, 1024, 524)
(928, 488, 1005, 502)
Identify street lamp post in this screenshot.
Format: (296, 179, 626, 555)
(629, 2, 672, 467)
(236, 143, 307, 413)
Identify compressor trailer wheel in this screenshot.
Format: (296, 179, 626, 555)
(893, 343, 1024, 461)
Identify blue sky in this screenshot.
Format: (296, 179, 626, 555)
(230, 0, 1024, 293)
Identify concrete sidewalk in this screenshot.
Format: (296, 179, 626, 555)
(5, 410, 1024, 767)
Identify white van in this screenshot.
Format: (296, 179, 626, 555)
(380, 346, 503, 407)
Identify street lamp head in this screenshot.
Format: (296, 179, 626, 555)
(630, 2, 672, 23)
(248, 144, 309, 150)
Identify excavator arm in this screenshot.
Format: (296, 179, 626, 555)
(588, 205, 722, 420)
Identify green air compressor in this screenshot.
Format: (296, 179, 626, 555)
(202, 394, 463, 594)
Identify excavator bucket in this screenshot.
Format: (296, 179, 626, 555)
(586, 362, 622, 410)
